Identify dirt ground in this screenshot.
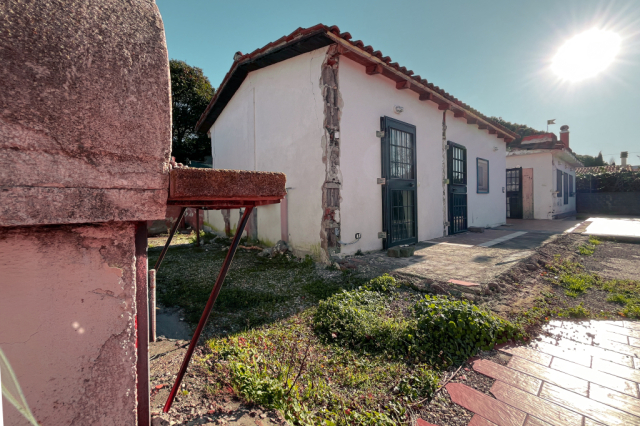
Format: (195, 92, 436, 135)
(149, 230, 640, 426)
(150, 339, 284, 426)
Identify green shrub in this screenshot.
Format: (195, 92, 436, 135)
(413, 295, 520, 364)
(313, 289, 411, 353)
(229, 361, 286, 409)
(623, 304, 640, 319)
(395, 365, 439, 401)
(363, 274, 398, 293)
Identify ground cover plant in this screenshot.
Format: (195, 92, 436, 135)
(540, 239, 640, 319)
(150, 238, 522, 425)
(150, 230, 640, 425)
(201, 274, 520, 424)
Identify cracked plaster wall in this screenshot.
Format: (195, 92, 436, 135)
(320, 46, 343, 260)
(0, 223, 138, 425)
(206, 47, 328, 258)
(0, 0, 172, 226)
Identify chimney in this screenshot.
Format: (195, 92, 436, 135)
(559, 125, 569, 148)
(621, 151, 628, 167)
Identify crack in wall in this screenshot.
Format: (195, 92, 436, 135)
(320, 45, 343, 262)
(442, 111, 448, 236)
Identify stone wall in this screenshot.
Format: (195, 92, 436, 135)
(0, 0, 172, 227)
(577, 192, 640, 216)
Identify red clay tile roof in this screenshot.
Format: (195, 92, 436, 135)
(195, 24, 519, 141)
(508, 133, 567, 151)
(576, 165, 635, 174)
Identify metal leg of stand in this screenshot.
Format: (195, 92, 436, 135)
(163, 206, 254, 413)
(154, 207, 186, 271)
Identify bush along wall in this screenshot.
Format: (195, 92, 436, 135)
(577, 170, 640, 193)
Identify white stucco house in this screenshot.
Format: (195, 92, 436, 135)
(197, 24, 518, 260)
(505, 126, 583, 219)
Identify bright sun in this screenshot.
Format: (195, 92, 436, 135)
(552, 29, 621, 82)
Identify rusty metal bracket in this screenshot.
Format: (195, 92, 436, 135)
(154, 207, 187, 271)
(163, 206, 255, 413)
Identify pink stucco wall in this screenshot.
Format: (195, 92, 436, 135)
(0, 0, 172, 423)
(0, 223, 138, 425)
(0, 0, 172, 227)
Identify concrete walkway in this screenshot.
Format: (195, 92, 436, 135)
(582, 217, 640, 242)
(443, 320, 640, 426)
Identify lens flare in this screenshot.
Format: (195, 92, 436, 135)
(552, 29, 621, 82)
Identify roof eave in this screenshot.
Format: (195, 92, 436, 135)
(195, 29, 333, 133)
(326, 32, 518, 141)
(196, 26, 519, 142)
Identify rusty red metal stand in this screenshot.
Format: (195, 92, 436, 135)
(162, 206, 254, 413)
(154, 207, 186, 271)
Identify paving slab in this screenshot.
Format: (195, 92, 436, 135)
(456, 320, 640, 426)
(495, 219, 584, 234)
(490, 381, 583, 426)
(582, 217, 640, 242)
(446, 383, 527, 426)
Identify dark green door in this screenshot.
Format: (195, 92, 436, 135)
(381, 117, 417, 248)
(447, 141, 468, 234)
(506, 167, 523, 219)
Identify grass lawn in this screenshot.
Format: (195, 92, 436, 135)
(149, 236, 521, 425)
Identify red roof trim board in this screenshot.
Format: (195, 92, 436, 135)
(196, 24, 519, 142)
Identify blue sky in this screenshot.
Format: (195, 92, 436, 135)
(157, 0, 640, 163)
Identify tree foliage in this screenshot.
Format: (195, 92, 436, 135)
(575, 152, 606, 167)
(170, 59, 215, 164)
(489, 117, 546, 139)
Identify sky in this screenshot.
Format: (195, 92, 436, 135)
(156, 0, 640, 163)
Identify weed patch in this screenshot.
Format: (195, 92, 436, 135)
(545, 259, 600, 297)
(559, 303, 591, 318)
(599, 279, 640, 319)
(206, 314, 433, 425)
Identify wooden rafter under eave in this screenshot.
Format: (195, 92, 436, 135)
(324, 32, 518, 142)
(366, 64, 383, 75)
(396, 80, 411, 90)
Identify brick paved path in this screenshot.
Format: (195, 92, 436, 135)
(436, 320, 640, 425)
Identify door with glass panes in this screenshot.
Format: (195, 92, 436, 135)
(381, 117, 417, 248)
(447, 141, 468, 234)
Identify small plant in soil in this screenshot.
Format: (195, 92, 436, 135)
(203, 275, 519, 425)
(599, 279, 640, 319)
(545, 259, 600, 297)
(559, 303, 591, 318)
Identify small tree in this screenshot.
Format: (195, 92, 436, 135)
(489, 117, 546, 139)
(595, 152, 605, 166)
(170, 60, 215, 164)
(576, 154, 596, 167)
